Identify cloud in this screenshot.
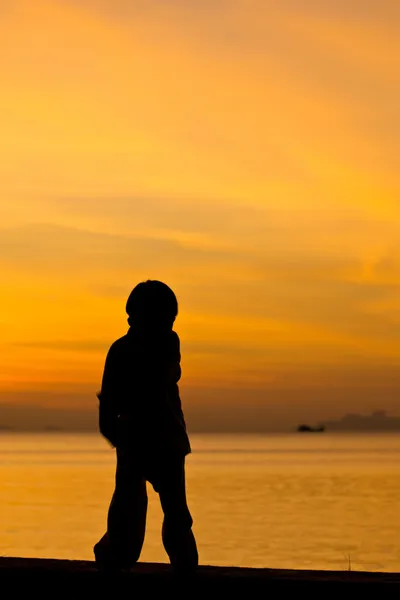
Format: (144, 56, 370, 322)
(12, 339, 109, 352)
(2, 369, 400, 431)
(2, 215, 400, 348)
(1, 0, 398, 213)
(1, 0, 400, 422)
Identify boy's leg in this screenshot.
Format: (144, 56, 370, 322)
(151, 458, 198, 570)
(94, 448, 148, 568)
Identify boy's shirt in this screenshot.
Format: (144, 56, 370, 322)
(98, 327, 191, 457)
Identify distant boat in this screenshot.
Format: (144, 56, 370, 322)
(297, 424, 325, 433)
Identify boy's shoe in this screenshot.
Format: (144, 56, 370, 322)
(94, 536, 132, 573)
(163, 526, 199, 574)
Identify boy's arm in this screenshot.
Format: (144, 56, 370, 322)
(141, 332, 181, 402)
(142, 331, 181, 383)
(166, 331, 181, 384)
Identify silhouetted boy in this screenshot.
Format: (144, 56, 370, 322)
(94, 280, 198, 570)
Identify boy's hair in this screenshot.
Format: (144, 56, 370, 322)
(126, 280, 178, 328)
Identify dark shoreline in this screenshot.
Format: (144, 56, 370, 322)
(1, 557, 400, 593)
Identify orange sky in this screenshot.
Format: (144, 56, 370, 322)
(1, 1, 399, 427)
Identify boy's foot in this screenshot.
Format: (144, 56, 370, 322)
(163, 527, 199, 573)
(94, 536, 132, 573)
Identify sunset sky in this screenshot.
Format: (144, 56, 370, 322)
(1, 1, 399, 430)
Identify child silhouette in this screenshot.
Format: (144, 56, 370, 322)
(94, 280, 198, 570)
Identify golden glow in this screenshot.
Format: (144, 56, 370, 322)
(1, 1, 399, 421)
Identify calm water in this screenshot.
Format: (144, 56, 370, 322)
(1, 432, 400, 572)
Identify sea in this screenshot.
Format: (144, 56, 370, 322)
(1, 432, 400, 572)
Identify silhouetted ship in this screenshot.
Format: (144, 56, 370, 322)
(297, 424, 325, 433)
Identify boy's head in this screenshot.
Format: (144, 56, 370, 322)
(126, 280, 178, 330)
